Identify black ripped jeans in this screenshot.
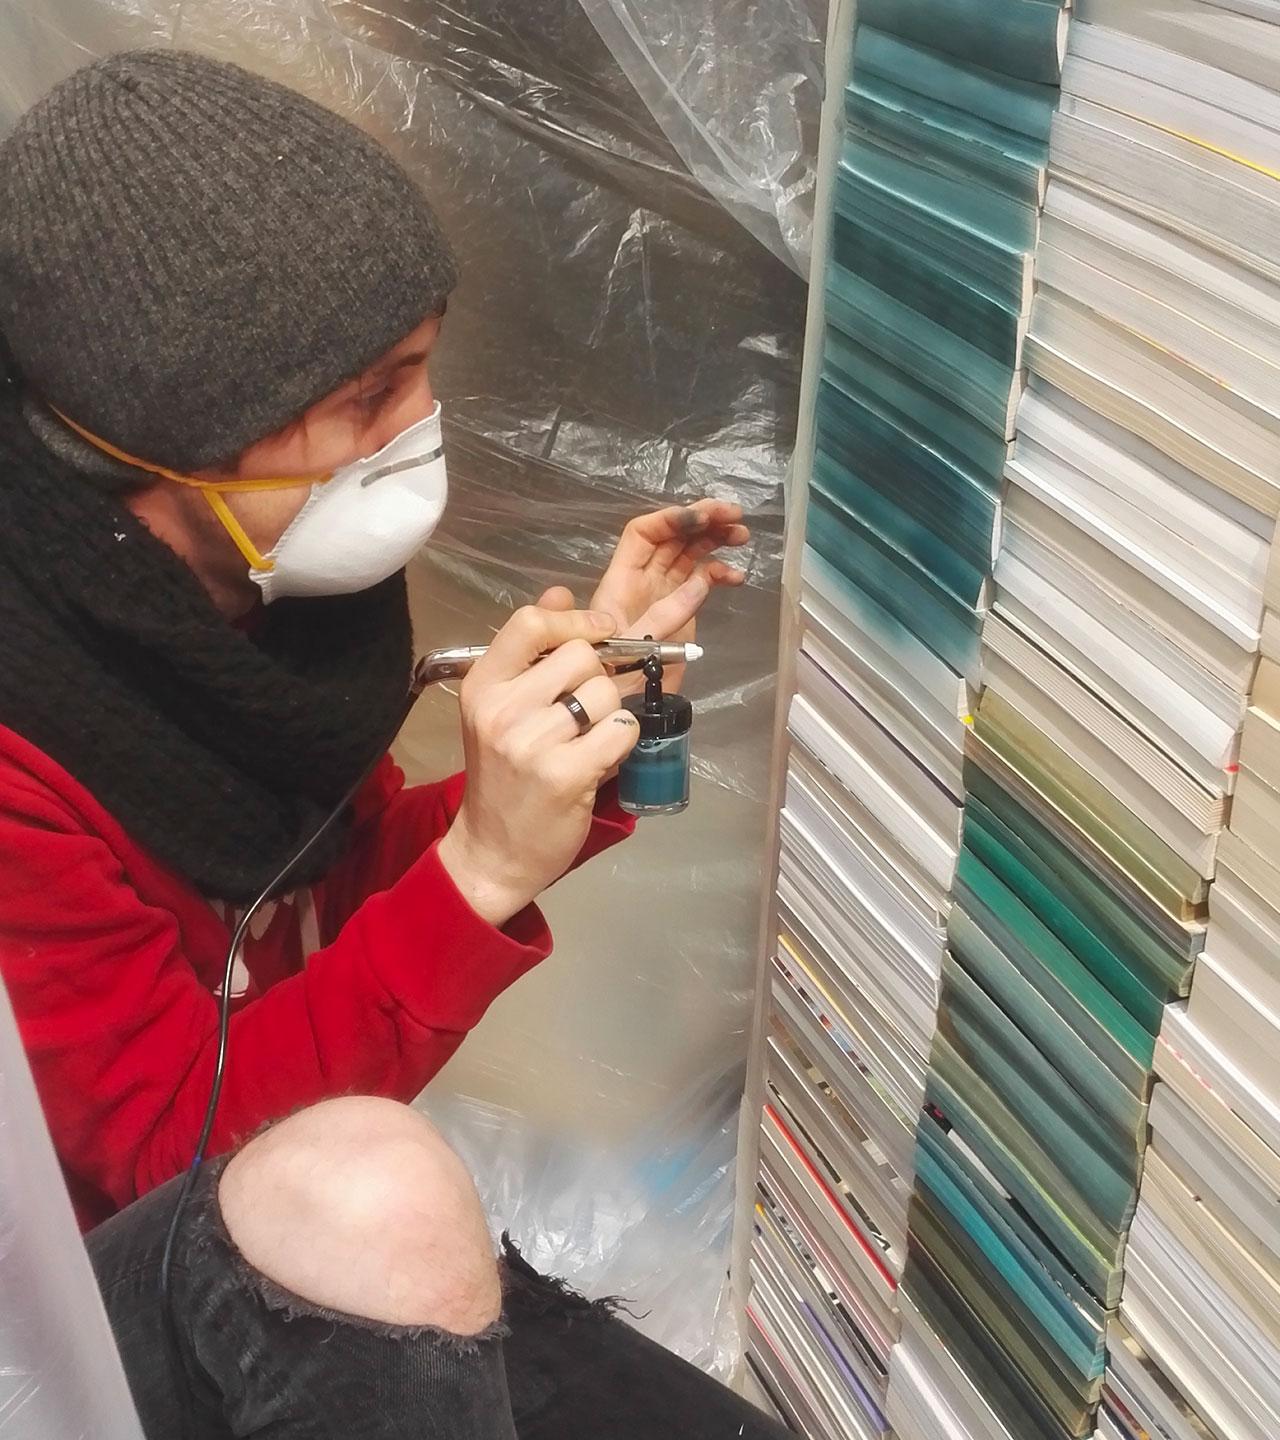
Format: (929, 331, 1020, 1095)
(89, 1159, 788, 1439)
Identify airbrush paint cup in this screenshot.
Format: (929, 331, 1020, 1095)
(618, 656, 692, 816)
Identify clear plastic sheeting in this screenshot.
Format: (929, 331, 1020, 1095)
(578, 0, 825, 271)
(0, 0, 817, 1381)
(0, 973, 145, 1440)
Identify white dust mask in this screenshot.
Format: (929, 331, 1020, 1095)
(250, 405, 448, 603)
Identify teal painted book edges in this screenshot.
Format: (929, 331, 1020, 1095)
(822, 328, 1009, 490)
(830, 208, 1023, 366)
(852, 27, 1057, 147)
(833, 157, 1030, 315)
(903, 1249, 1083, 1440)
(915, 1113, 1105, 1348)
(961, 790, 1167, 1034)
(825, 266, 1018, 437)
(840, 135, 1036, 259)
(952, 846, 1155, 1085)
(848, 82, 1043, 211)
(856, 0, 1067, 87)
(848, 35, 1053, 209)
(808, 480, 983, 677)
(931, 953, 1137, 1269)
(925, 1046, 1125, 1309)
(915, 1118, 1106, 1377)
(815, 379, 997, 592)
(947, 899, 1148, 1149)
(812, 441, 988, 611)
(907, 1200, 1100, 1436)
(802, 544, 970, 714)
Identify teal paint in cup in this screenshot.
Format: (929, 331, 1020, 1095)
(618, 656, 692, 816)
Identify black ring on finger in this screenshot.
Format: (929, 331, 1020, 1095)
(556, 691, 593, 736)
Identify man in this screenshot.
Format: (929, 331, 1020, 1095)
(0, 49, 785, 1439)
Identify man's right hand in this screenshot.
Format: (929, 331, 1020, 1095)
(436, 606, 641, 928)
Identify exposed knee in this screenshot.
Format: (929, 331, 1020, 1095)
(218, 1097, 500, 1334)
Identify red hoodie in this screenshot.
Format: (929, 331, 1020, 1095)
(0, 722, 633, 1230)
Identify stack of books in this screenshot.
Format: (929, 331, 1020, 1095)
(745, 0, 1065, 1431)
(890, 4, 1280, 1438)
(1100, 529, 1280, 1440)
(1044, 6, 1280, 1440)
(745, 2, 1280, 1438)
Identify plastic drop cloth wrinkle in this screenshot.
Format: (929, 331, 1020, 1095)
(0, 0, 821, 1392)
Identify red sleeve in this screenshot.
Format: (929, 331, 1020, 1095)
(0, 782, 553, 1216)
(319, 757, 637, 933)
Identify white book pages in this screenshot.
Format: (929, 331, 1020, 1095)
(758, 1125, 898, 1334)
(1148, 1083, 1280, 1287)
(1186, 950, 1280, 1104)
(984, 609, 1227, 822)
(1036, 243, 1280, 429)
(1204, 872, 1280, 1020)
(1107, 1316, 1220, 1440)
(747, 1271, 864, 1440)
(995, 545, 1242, 780)
(1025, 371, 1271, 539)
(1002, 414, 1261, 645)
(1160, 1002, 1280, 1160)
(767, 1036, 909, 1270)
(1075, 0, 1280, 89)
(1265, 545, 1280, 612)
(1016, 374, 1272, 620)
(1238, 705, 1280, 786)
(1040, 181, 1280, 375)
(750, 1223, 894, 1434)
(1055, 93, 1280, 213)
(803, 545, 971, 722)
(1064, 30, 1280, 158)
(783, 767, 948, 977)
(777, 819, 941, 1015)
(982, 645, 1220, 877)
(776, 922, 927, 1134)
(1230, 765, 1280, 859)
(746, 1323, 842, 1440)
(777, 855, 939, 1069)
(1215, 828, 1280, 924)
(1004, 487, 1258, 695)
(789, 664, 960, 853)
(771, 963, 918, 1186)
(787, 748, 948, 932)
(787, 742, 949, 920)
(789, 669, 960, 890)
(1252, 655, 1280, 721)
(1125, 1204, 1280, 1439)
(1262, 606, 1280, 659)
(1049, 103, 1280, 282)
(1122, 1254, 1273, 1440)
(1154, 1031, 1280, 1201)
(800, 626, 964, 801)
(1030, 288, 1280, 498)
(1140, 1148, 1280, 1367)
(754, 1175, 897, 1370)
(1211, 861, 1280, 954)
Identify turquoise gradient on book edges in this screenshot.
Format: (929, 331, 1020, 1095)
(807, 9, 1064, 749)
(857, 0, 1068, 87)
(777, 0, 1081, 1432)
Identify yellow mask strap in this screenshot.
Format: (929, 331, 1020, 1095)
(48, 405, 333, 574)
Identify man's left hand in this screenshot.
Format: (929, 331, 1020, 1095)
(538, 499, 749, 695)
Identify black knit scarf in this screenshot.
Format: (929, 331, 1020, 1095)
(0, 390, 415, 902)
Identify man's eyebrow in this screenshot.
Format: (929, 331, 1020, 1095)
(388, 348, 430, 371)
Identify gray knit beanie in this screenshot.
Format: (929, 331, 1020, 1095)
(0, 49, 458, 480)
